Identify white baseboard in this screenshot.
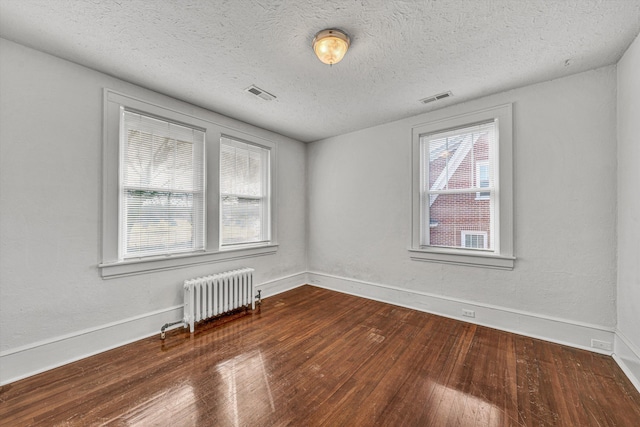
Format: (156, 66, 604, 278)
(256, 271, 308, 298)
(0, 272, 307, 386)
(307, 271, 615, 355)
(613, 330, 640, 393)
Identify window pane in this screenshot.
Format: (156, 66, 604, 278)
(221, 196, 263, 245)
(427, 192, 492, 250)
(221, 142, 263, 197)
(426, 125, 493, 192)
(428, 134, 474, 190)
(124, 190, 197, 255)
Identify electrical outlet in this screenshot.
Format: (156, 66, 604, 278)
(462, 309, 475, 318)
(591, 339, 612, 351)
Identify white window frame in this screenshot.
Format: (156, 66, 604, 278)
(461, 231, 488, 249)
(409, 104, 515, 270)
(100, 89, 278, 278)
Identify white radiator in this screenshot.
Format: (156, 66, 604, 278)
(183, 267, 255, 333)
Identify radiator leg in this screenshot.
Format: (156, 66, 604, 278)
(255, 289, 262, 307)
(160, 320, 187, 340)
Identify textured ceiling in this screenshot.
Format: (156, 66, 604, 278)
(1, 0, 639, 142)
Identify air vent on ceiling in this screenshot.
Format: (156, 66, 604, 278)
(245, 85, 277, 101)
(419, 91, 453, 105)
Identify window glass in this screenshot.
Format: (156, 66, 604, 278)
(220, 137, 270, 247)
(421, 121, 495, 251)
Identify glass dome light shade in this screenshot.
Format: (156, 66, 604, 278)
(313, 29, 350, 65)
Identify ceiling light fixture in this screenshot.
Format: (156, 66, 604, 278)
(312, 29, 350, 65)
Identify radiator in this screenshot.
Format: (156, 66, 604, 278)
(183, 267, 255, 333)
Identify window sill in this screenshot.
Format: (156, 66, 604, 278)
(408, 247, 515, 270)
(219, 241, 273, 252)
(99, 244, 278, 279)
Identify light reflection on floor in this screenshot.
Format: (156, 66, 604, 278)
(119, 381, 197, 426)
(428, 382, 503, 425)
(216, 349, 275, 427)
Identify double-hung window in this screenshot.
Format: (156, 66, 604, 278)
(101, 90, 277, 278)
(410, 104, 514, 269)
(120, 111, 205, 259)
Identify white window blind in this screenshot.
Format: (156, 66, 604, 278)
(421, 120, 496, 251)
(120, 110, 205, 259)
(220, 137, 270, 247)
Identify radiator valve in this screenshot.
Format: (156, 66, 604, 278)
(255, 289, 262, 306)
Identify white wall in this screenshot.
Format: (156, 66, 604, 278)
(0, 38, 308, 384)
(308, 66, 618, 350)
(616, 33, 640, 390)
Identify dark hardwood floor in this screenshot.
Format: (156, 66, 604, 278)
(1, 285, 639, 426)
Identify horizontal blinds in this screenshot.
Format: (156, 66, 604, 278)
(220, 137, 269, 246)
(120, 110, 205, 258)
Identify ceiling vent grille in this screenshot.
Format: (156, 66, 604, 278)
(419, 91, 453, 105)
(245, 85, 277, 101)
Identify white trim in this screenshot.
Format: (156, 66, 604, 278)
(613, 330, 640, 393)
(409, 248, 515, 270)
(0, 272, 306, 385)
(100, 244, 278, 278)
(307, 271, 614, 354)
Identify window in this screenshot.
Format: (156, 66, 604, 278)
(120, 111, 205, 259)
(422, 121, 495, 251)
(220, 137, 271, 248)
(101, 90, 277, 278)
(461, 231, 488, 249)
(410, 104, 514, 269)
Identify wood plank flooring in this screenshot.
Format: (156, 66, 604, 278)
(1, 285, 639, 426)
